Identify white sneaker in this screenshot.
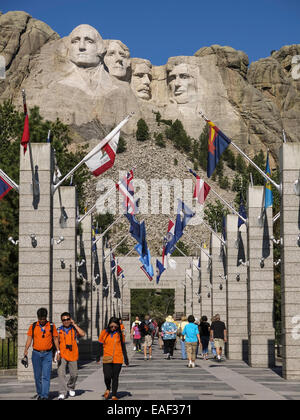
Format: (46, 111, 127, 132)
(133, 347, 136, 351)
(192, 362, 195, 368)
(58, 394, 65, 400)
(68, 390, 76, 397)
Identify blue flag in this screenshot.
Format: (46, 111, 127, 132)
(156, 259, 166, 284)
(174, 200, 195, 242)
(222, 216, 227, 242)
(125, 213, 141, 242)
(164, 201, 194, 257)
(0, 174, 12, 201)
(265, 153, 273, 209)
(238, 195, 247, 228)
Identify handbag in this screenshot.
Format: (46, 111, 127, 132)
(102, 355, 114, 363)
(102, 333, 117, 364)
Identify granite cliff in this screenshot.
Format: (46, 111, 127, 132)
(1, 11, 299, 253)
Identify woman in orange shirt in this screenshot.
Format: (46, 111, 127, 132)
(97, 317, 129, 400)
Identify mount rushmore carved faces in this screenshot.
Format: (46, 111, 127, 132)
(167, 63, 197, 104)
(68, 24, 105, 68)
(131, 59, 152, 100)
(104, 40, 131, 81)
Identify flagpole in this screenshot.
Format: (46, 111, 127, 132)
(198, 110, 281, 192)
(53, 113, 134, 193)
(198, 219, 226, 246)
(208, 184, 247, 225)
(95, 215, 124, 244)
(183, 231, 212, 260)
(78, 169, 136, 224)
(0, 169, 19, 192)
(104, 233, 130, 261)
(22, 90, 38, 202)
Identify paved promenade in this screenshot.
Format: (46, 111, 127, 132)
(1, 339, 300, 400)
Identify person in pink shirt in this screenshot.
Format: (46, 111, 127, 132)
(131, 321, 142, 352)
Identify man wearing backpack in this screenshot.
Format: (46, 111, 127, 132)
(23, 308, 60, 400)
(139, 315, 154, 360)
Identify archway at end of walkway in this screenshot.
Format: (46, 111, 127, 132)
(130, 289, 175, 327)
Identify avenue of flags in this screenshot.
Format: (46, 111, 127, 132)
(1, 89, 281, 297)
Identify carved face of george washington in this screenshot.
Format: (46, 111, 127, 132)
(68, 24, 104, 68)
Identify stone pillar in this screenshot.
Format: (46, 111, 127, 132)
(52, 187, 76, 327)
(185, 266, 193, 316)
(247, 186, 275, 368)
(119, 256, 131, 334)
(211, 233, 227, 325)
(226, 215, 248, 361)
(103, 246, 112, 326)
(77, 215, 92, 360)
(200, 248, 212, 320)
(18, 144, 53, 380)
(173, 259, 186, 318)
(91, 234, 102, 341)
(280, 144, 300, 379)
(191, 258, 201, 321)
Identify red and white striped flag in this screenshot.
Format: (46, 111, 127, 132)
(116, 170, 135, 214)
(193, 175, 211, 205)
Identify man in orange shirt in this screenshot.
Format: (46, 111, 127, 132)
(24, 308, 60, 400)
(57, 312, 85, 400)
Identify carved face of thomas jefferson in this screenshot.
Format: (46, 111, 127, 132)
(104, 40, 131, 80)
(168, 63, 197, 104)
(68, 24, 104, 68)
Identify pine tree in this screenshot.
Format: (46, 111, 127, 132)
(136, 119, 150, 142)
(198, 124, 209, 171)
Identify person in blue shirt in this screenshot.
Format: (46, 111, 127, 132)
(161, 316, 178, 360)
(182, 315, 201, 368)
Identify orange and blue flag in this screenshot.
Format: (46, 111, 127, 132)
(265, 152, 273, 208)
(207, 121, 231, 178)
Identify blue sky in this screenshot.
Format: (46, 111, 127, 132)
(1, 0, 300, 66)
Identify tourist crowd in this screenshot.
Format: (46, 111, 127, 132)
(130, 313, 227, 367)
(22, 307, 226, 400)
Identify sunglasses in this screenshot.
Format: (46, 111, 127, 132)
(62, 318, 71, 322)
(109, 325, 118, 329)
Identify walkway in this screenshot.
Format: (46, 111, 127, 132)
(1, 339, 300, 400)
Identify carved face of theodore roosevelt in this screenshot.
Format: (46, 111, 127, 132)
(68, 24, 104, 68)
(131, 60, 152, 100)
(168, 63, 197, 104)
